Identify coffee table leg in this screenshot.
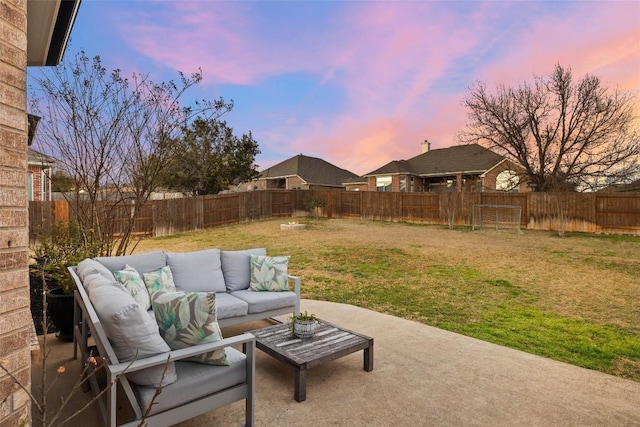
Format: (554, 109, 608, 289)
(294, 367, 307, 402)
(364, 341, 374, 371)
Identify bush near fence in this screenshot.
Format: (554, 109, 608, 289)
(29, 189, 640, 243)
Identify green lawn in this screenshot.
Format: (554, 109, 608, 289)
(136, 218, 640, 381)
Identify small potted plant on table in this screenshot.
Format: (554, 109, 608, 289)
(290, 311, 319, 339)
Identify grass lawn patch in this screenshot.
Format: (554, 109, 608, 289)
(136, 218, 640, 381)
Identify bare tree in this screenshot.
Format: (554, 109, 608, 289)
(460, 64, 640, 191)
(441, 188, 462, 230)
(30, 50, 232, 255)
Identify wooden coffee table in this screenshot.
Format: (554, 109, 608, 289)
(251, 320, 374, 402)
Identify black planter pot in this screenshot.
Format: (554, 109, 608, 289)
(46, 288, 74, 342)
(29, 273, 55, 335)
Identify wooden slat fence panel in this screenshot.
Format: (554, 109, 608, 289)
(596, 193, 640, 234)
(203, 194, 240, 228)
(362, 192, 402, 221)
(527, 192, 598, 233)
(401, 193, 440, 223)
(336, 191, 362, 218)
(152, 198, 197, 237)
(271, 190, 294, 217)
(29, 190, 640, 240)
(239, 191, 266, 221)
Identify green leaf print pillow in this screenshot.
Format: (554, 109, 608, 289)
(114, 264, 151, 310)
(249, 255, 290, 291)
(151, 290, 229, 366)
(143, 265, 177, 295)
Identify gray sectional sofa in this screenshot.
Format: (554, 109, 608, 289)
(77, 248, 300, 328)
(69, 247, 301, 427)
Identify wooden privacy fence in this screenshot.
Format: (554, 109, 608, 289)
(29, 189, 640, 243)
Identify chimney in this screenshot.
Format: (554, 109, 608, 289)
(421, 139, 431, 153)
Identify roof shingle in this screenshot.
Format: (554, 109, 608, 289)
(364, 144, 506, 177)
(259, 154, 360, 187)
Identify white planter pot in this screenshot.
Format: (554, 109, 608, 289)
(294, 320, 318, 338)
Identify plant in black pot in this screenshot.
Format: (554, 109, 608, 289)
(31, 221, 98, 341)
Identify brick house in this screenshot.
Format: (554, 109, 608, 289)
(0, 1, 80, 425)
(243, 154, 361, 191)
(363, 142, 529, 193)
(27, 148, 54, 201)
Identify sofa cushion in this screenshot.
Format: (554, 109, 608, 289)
(95, 251, 166, 276)
(89, 280, 177, 387)
(133, 347, 247, 416)
(143, 265, 177, 294)
(76, 258, 115, 282)
(231, 290, 297, 314)
(114, 265, 151, 310)
(166, 249, 226, 293)
(221, 248, 267, 292)
(249, 255, 290, 291)
(214, 292, 249, 320)
(83, 273, 129, 299)
(151, 290, 229, 365)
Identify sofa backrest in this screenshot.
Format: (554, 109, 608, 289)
(94, 251, 166, 276)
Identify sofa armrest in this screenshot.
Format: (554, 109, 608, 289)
(287, 275, 301, 315)
(108, 332, 256, 377)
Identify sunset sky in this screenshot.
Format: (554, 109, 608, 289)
(32, 0, 640, 176)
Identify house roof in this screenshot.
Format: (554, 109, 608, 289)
(259, 154, 360, 187)
(364, 144, 508, 177)
(27, 0, 81, 66)
(623, 179, 640, 192)
(28, 148, 55, 167)
(600, 178, 640, 193)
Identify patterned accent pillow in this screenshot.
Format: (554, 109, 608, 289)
(143, 265, 176, 295)
(114, 265, 151, 310)
(249, 255, 290, 291)
(151, 290, 229, 366)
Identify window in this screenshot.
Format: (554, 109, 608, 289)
(496, 170, 520, 192)
(376, 176, 392, 192)
(400, 176, 406, 192)
(41, 170, 49, 200)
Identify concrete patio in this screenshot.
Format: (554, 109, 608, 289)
(34, 299, 640, 426)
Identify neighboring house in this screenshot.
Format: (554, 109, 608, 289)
(599, 178, 640, 193)
(363, 142, 529, 193)
(244, 154, 361, 191)
(27, 148, 54, 201)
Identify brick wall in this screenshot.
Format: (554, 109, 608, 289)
(285, 176, 307, 189)
(483, 160, 531, 192)
(0, 0, 32, 424)
(27, 165, 49, 201)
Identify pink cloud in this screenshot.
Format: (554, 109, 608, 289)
(121, 2, 303, 85)
(116, 1, 639, 176)
(475, 2, 639, 90)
